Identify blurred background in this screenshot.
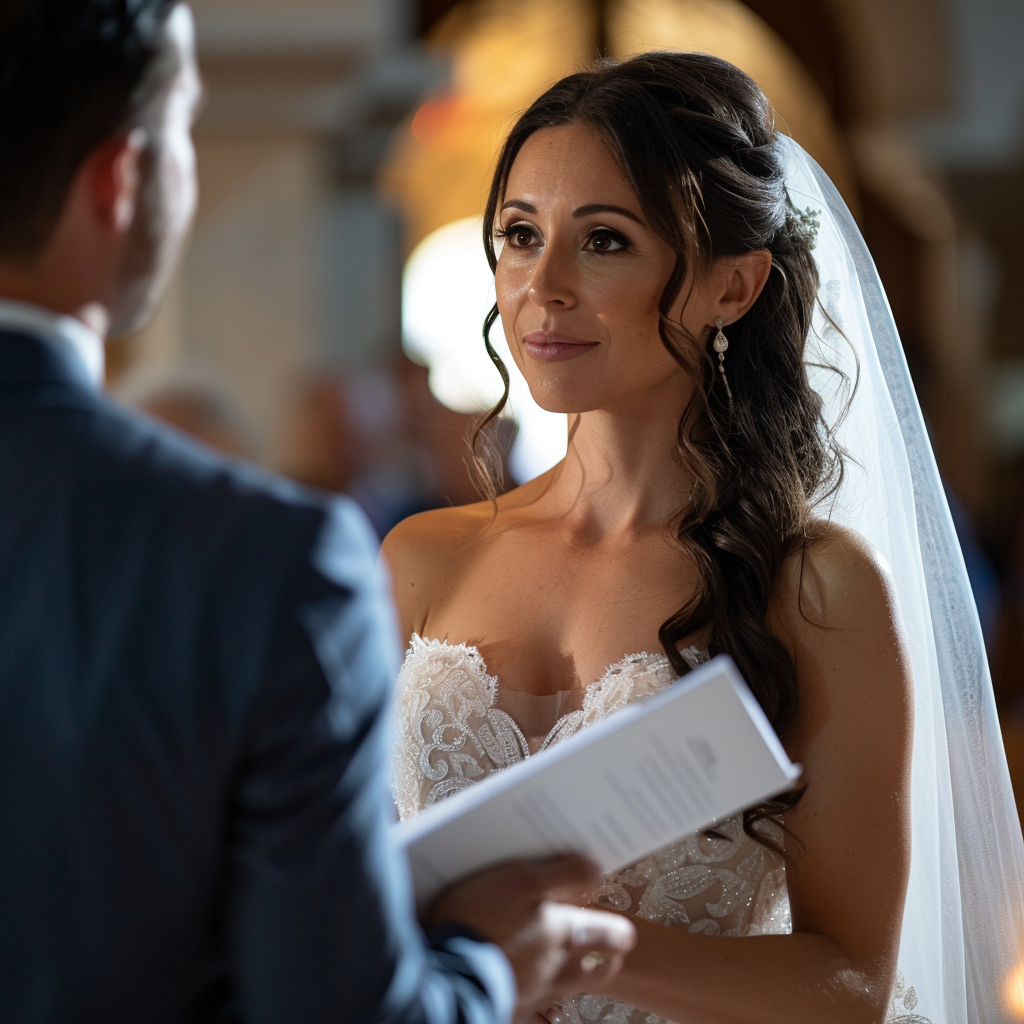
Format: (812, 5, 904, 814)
(105, 0, 1024, 838)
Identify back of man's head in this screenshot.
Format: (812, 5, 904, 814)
(0, 0, 180, 264)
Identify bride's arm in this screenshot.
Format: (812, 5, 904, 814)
(581, 527, 913, 1024)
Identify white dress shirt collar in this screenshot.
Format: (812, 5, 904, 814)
(0, 298, 105, 388)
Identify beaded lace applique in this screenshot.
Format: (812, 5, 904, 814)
(392, 636, 789, 1024)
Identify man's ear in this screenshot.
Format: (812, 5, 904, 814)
(87, 128, 148, 235)
(713, 250, 773, 326)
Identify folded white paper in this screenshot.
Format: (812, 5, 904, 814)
(395, 654, 801, 910)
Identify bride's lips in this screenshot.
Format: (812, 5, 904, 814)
(522, 331, 599, 362)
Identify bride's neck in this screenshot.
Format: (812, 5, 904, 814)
(537, 392, 694, 537)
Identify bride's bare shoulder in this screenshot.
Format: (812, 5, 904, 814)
(380, 501, 496, 637)
(383, 501, 495, 569)
(771, 519, 900, 646)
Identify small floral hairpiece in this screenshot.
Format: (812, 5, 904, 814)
(792, 205, 821, 250)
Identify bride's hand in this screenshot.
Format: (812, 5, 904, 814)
(425, 855, 635, 1016)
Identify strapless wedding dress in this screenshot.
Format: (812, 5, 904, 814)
(392, 634, 790, 1024)
(393, 635, 930, 1023)
(392, 635, 933, 1022)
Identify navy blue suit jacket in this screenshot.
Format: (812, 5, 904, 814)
(0, 331, 513, 1023)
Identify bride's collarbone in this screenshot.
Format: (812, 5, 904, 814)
(451, 529, 696, 596)
(398, 504, 701, 690)
(426, 578, 684, 644)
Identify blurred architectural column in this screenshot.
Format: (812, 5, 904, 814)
(117, 0, 438, 461)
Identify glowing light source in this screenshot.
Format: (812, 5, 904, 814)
(1006, 959, 1024, 1019)
(401, 216, 568, 483)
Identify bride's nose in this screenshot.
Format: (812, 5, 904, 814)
(527, 244, 578, 309)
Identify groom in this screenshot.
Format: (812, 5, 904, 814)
(0, 2, 633, 1021)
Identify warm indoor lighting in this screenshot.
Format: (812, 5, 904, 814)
(609, 0, 853, 198)
(401, 216, 568, 483)
(410, 95, 466, 148)
(1006, 959, 1024, 1019)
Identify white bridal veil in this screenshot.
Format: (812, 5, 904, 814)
(779, 134, 1024, 1023)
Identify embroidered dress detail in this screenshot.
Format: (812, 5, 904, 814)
(886, 972, 933, 1023)
(392, 636, 794, 1024)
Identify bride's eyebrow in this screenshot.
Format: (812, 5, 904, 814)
(499, 200, 645, 226)
(572, 203, 644, 225)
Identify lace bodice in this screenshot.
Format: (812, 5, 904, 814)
(392, 635, 790, 1024)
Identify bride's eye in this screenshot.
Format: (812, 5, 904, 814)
(585, 227, 628, 253)
(496, 222, 538, 249)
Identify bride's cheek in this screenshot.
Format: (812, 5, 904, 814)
(502, 316, 527, 373)
(495, 272, 525, 314)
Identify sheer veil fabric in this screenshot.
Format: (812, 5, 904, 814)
(781, 135, 1024, 1022)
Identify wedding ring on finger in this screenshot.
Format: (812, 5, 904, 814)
(580, 950, 606, 971)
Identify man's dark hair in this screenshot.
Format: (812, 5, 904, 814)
(0, 0, 180, 261)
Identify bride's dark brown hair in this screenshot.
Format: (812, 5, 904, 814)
(473, 51, 846, 844)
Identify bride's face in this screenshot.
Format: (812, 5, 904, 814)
(494, 124, 712, 415)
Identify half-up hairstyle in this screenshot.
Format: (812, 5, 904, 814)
(473, 51, 848, 847)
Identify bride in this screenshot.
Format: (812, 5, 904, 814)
(384, 52, 1024, 1024)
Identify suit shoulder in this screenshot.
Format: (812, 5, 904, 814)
(56, 395, 361, 585)
(91, 397, 321, 511)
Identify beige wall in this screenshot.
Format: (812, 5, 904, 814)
(119, 0, 416, 458)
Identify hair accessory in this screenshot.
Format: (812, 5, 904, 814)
(792, 205, 821, 249)
(713, 317, 733, 406)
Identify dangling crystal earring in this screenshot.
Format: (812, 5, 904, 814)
(713, 317, 733, 405)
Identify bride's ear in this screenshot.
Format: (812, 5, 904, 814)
(712, 249, 773, 326)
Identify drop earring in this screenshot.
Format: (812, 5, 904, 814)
(713, 317, 733, 405)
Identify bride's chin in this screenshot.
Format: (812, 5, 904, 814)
(529, 394, 600, 416)
(524, 382, 608, 416)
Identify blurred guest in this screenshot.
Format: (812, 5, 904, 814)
(279, 365, 433, 535)
(277, 372, 357, 492)
(118, 364, 256, 458)
(399, 355, 516, 509)
(279, 355, 515, 536)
